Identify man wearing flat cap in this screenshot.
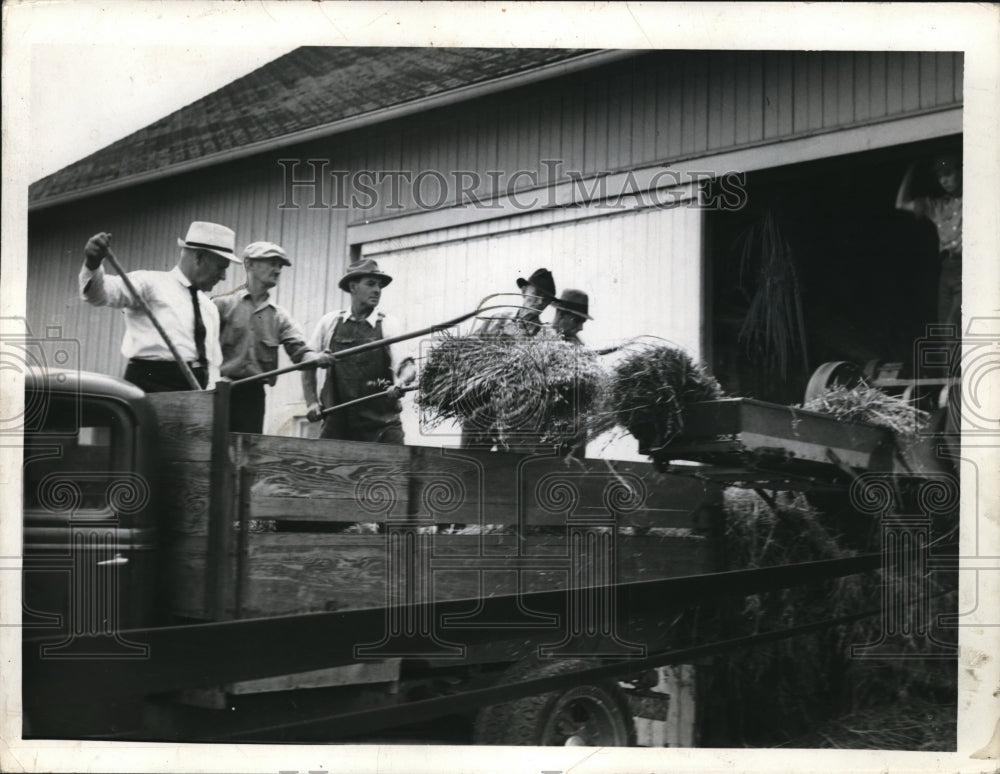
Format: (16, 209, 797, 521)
(302, 259, 416, 443)
(213, 241, 318, 433)
(476, 267, 557, 338)
(80, 221, 240, 392)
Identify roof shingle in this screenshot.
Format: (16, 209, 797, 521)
(30, 47, 595, 208)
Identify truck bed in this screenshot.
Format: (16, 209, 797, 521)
(147, 391, 721, 622)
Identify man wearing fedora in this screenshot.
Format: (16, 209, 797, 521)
(80, 221, 241, 392)
(475, 267, 556, 338)
(213, 241, 318, 433)
(547, 288, 594, 458)
(302, 259, 415, 443)
(548, 288, 593, 345)
(462, 268, 557, 449)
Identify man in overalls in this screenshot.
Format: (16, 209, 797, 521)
(302, 259, 416, 443)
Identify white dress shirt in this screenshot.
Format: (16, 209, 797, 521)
(80, 264, 222, 386)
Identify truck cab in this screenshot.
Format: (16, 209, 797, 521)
(22, 369, 160, 652)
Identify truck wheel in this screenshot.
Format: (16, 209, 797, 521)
(474, 659, 636, 746)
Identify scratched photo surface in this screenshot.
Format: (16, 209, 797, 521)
(3, 4, 998, 774)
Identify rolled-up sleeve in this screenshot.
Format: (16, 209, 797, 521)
(277, 308, 312, 364)
(79, 265, 142, 308)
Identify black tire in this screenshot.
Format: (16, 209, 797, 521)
(474, 658, 636, 746)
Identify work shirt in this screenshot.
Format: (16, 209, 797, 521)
(309, 309, 416, 420)
(538, 324, 584, 347)
(80, 264, 222, 385)
(213, 287, 312, 385)
(914, 195, 962, 254)
(474, 307, 544, 337)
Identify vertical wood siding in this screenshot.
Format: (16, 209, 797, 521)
(360, 200, 702, 457)
(356, 50, 961, 221)
(28, 50, 961, 432)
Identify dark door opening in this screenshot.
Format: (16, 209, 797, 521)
(707, 135, 961, 405)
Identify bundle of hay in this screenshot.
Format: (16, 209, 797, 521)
(605, 343, 723, 450)
(702, 488, 957, 747)
(800, 383, 930, 440)
(417, 331, 606, 450)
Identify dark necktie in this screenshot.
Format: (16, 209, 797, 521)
(189, 286, 207, 367)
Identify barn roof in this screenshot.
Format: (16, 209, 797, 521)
(29, 46, 606, 210)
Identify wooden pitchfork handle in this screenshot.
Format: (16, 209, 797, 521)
(103, 248, 203, 391)
(319, 385, 417, 417)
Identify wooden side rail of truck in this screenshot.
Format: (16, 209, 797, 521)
(21, 369, 953, 745)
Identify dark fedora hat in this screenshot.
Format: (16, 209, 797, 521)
(553, 288, 593, 320)
(338, 258, 393, 292)
(516, 268, 556, 300)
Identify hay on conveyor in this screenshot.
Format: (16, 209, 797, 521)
(800, 383, 931, 440)
(605, 342, 723, 450)
(417, 331, 605, 450)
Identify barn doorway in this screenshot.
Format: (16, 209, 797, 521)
(707, 135, 961, 405)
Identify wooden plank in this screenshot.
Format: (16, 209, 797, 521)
(836, 52, 855, 126)
(806, 53, 825, 131)
(742, 51, 764, 145)
(853, 52, 871, 123)
(822, 52, 841, 128)
(409, 446, 716, 529)
(157, 460, 211, 535)
(869, 52, 888, 119)
(919, 52, 938, 110)
(241, 434, 411, 521)
(237, 532, 711, 618)
(953, 52, 963, 102)
(159, 532, 213, 619)
(632, 62, 657, 166)
(146, 390, 214, 462)
(226, 660, 400, 695)
(935, 52, 956, 106)
(902, 52, 921, 112)
(691, 55, 710, 154)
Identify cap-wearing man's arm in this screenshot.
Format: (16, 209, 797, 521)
(277, 307, 313, 364)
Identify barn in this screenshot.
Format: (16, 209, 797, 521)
(27, 47, 963, 450)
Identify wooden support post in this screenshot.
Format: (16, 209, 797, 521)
(205, 381, 234, 619)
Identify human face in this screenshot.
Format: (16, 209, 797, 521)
(350, 276, 383, 312)
(553, 309, 584, 339)
(936, 166, 961, 196)
(193, 251, 230, 291)
(521, 284, 550, 313)
(246, 257, 284, 290)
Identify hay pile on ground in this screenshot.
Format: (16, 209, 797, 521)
(801, 383, 930, 440)
(417, 331, 605, 450)
(779, 699, 956, 750)
(702, 488, 957, 748)
(604, 343, 722, 451)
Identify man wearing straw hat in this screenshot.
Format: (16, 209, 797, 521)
(302, 259, 415, 443)
(80, 222, 241, 392)
(213, 241, 319, 433)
